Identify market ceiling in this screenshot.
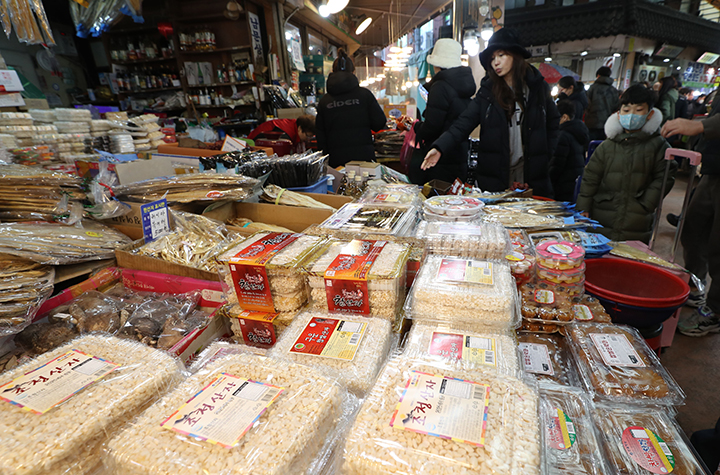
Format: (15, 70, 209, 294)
(345, 0, 452, 52)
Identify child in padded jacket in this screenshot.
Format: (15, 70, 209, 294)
(577, 85, 676, 243)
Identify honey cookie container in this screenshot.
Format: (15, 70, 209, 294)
(535, 240, 585, 270)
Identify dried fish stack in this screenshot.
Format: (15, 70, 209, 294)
(0, 255, 54, 336)
(114, 172, 260, 204)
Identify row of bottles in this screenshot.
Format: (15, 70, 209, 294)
(116, 67, 180, 92)
(179, 29, 216, 50)
(188, 89, 226, 106)
(336, 170, 371, 198)
(214, 61, 252, 84)
(110, 36, 175, 62)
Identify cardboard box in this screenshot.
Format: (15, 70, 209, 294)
(344, 161, 382, 179)
(115, 240, 220, 282)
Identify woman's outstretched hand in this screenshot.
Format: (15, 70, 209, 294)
(421, 148, 441, 170)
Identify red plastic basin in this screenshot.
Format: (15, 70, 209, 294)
(584, 258, 689, 309)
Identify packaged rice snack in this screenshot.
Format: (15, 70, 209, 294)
(539, 383, 608, 474)
(342, 356, 542, 475)
(403, 321, 522, 378)
(415, 220, 509, 260)
(594, 404, 707, 474)
(359, 184, 423, 206)
(405, 255, 520, 333)
(565, 323, 684, 405)
(219, 303, 299, 349)
(0, 335, 182, 475)
(104, 353, 344, 475)
(217, 232, 325, 313)
(517, 333, 577, 386)
(270, 310, 393, 395)
(303, 239, 410, 321)
(319, 202, 418, 236)
(189, 341, 268, 371)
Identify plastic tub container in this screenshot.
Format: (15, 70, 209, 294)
(537, 262, 585, 284)
(536, 241, 585, 270)
(423, 195, 485, 216)
(287, 175, 328, 194)
(415, 220, 509, 260)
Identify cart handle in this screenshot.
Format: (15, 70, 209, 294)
(664, 148, 701, 166)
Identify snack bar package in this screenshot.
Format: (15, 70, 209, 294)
(565, 323, 685, 405)
(217, 232, 325, 313)
(594, 404, 707, 474)
(104, 353, 344, 475)
(342, 356, 541, 475)
(517, 333, 577, 386)
(405, 255, 519, 333)
(402, 322, 522, 379)
(0, 335, 182, 475)
(318, 202, 418, 237)
(414, 220, 509, 260)
(302, 239, 410, 321)
(539, 383, 609, 475)
(270, 310, 393, 395)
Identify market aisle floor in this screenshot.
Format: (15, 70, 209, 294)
(647, 171, 720, 437)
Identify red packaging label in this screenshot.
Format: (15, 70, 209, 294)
(621, 426, 675, 474)
(229, 233, 300, 312)
(237, 310, 279, 349)
(289, 317, 366, 360)
(324, 240, 386, 315)
(428, 332, 464, 359)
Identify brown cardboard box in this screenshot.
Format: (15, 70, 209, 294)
(115, 240, 220, 281)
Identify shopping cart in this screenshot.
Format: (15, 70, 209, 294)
(648, 148, 702, 262)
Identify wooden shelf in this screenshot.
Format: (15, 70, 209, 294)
(106, 25, 162, 35)
(173, 12, 245, 23)
(185, 81, 254, 88)
(179, 45, 251, 54)
(118, 86, 183, 95)
(112, 56, 177, 65)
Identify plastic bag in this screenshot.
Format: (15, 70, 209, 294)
(0, 256, 54, 337)
(517, 333, 578, 386)
(85, 161, 131, 220)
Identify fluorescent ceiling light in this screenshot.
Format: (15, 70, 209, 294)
(613, 53, 621, 57)
(545, 57, 552, 62)
(663, 58, 670, 62)
(580, 51, 588, 56)
(389, 46, 402, 53)
(355, 17, 372, 35)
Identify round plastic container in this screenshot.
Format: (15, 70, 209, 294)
(536, 262, 585, 284)
(506, 250, 535, 285)
(423, 195, 485, 217)
(535, 240, 584, 269)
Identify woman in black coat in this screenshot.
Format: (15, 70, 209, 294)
(316, 49, 387, 167)
(422, 28, 560, 197)
(409, 38, 476, 184)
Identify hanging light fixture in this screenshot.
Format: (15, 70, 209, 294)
(318, 4, 330, 17)
(480, 18, 493, 42)
(479, 0, 490, 17)
(326, 0, 348, 14)
(355, 16, 372, 35)
(464, 29, 480, 57)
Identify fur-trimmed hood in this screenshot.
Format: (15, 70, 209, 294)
(604, 107, 663, 140)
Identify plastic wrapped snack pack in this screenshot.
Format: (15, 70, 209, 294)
(415, 220, 509, 260)
(539, 383, 608, 474)
(566, 323, 685, 405)
(269, 310, 394, 395)
(594, 405, 706, 474)
(0, 335, 183, 475)
(303, 239, 410, 321)
(359, 184, 423, 206)
(217, 232, 325, 313)
(104, 353, 344, 475)
(403, 322, 522, 379)
(220, 303, 299, 348)
(406, 255, 519, 332)
(517, 333, 577, 386)
(342, 356, 541, 475)
(319, 202, 418, 237)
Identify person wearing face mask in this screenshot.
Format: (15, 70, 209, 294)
(421, 28, 560, 197)
(557, 76, 588, 124)
(576, 84, 676, 242)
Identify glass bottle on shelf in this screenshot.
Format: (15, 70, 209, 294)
(221, 64, 229, 83)
(352, 176, 364, 198)
(336, 173, 348, 195)
(197, 63, 204, 85)
(228, 63, 235, 83)
(127, 38, 137, 61)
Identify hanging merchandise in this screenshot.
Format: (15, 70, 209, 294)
(4, 0, 55, 45)
(70, 0, 144, 38)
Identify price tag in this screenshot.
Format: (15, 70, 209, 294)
(141, 198, 171, 243)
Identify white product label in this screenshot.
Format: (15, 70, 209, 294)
(519, 343, 554, 376)
(590, 333, 646, 367)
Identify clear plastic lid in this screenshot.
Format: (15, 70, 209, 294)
(593, 404, 707, 475)
(535, 241, 585, 269)
(569, 294, 612, 323)
(104, 353, 344, 475)
(517, 333, 578, 386)
(415, 220, 510, 260)
(520, 281, 579, 324)
(342, 355, 542, 475)
(423, 195, 485, 216)
(536, 262, 586, 284)
(302, 238, 410, 280)
(319, 202, 418, 236)
(359, 184, 423, 205)
(218, 232, 325, 269)
(405, 256, 520, 333)
(565, 322, 685, 405)
(269, 310, 394, 395)
(539, 383, 609, 475)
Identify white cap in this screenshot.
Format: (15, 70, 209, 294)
(427, 38, 463, 69)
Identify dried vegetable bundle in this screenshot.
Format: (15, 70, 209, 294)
(114, 172, 260, 204)
(260, 184, 335, 210)
(0, 255, 53, 336)
(1, 0, 55, 45)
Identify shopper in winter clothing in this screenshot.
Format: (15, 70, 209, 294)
(557, 76, 588, 122)
(585, 67, 620, 141)
(577, 85, 674, 242)
(422, 28, 560, 198)
(657, 76, 679, 124)
(247, 115, 316, 146)
(409, 39, 476, 184)
(689, 94, 707, 117)
(550, 100, 589, 202)
(676, 87, 693, 119)
(661, 101, 720, 336)
(316, 49, 387, 167)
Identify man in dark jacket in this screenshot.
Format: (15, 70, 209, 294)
(316, 51, 387, 167)
(409, 38, 476, 184)
(550, 100, 589, 202)
(585, 67, 620, 141)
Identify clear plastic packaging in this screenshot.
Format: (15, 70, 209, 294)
(0, 125, 35, 137)
(28, 109, 54, 123)
(358, 183, 423, 205)
(0, 335, 183, 475)
(217, 232, 325, 313)
(517, 333, 577, 386)
(594, 404, 707, 474)
(104, 353, 344, 475)
(269, 310, 393, 395)
(415, 220, 509, 260)
(0, 112, 33, 126)
(188, 341, 267, 372)
(482, 205, 567, 229)
(520, 281, 578, 324)
(53, 108, 92, 122)
(54, 122, 91, 134)
(565, 322, 685, 405)
(220, 303, 298, 348)
(536, 262, 586, 284)
(302, 239, 410, 321)
(0, 256, 54, 336)
(535, 241, 585, 270)
(423, 195, 485, 216)
(506, 229, 537, 285)
(405, 255, 520, 332)
(114, 172, 260, 204)
(539, 383, 609, 474)
(521, 319, 562, 333)
(569, 294, 612, 323)
(342, 356, 542, 475)
(402, 322, 522, 379)
(319, 202, 418, 236)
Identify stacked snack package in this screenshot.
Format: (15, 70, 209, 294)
(422, 195, 485, 222)
(517, 333, 577, 386)
(103, 353, 347, 475)
(302, 239, 410, 322)
(342, 355, 542, 474)
(269, 310, 394, 395)
(0, 255, 54, 336)
(28, 109, 54, 123)
(53, 108, 92, 136)
(506, 229, 536, 286)
(90, 119, 112, 138)
(415, 220, 509, 260)
(405, 255, 520, 333)
(535, 240, 586, 293)
(0, 335, 182, 475)
(0, 112, 34, 147)
(318, 202, 418, 237)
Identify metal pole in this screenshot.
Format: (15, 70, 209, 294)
(648, 159, 672, 250)
(453, 0, 463, 43)
(671, 166, 697, 262)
